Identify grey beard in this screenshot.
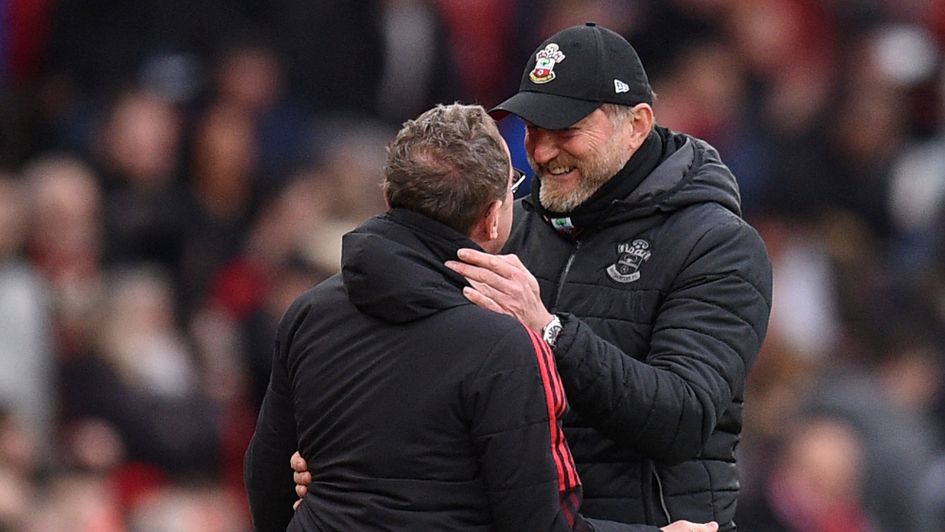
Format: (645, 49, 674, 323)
(537, 173, 611, 213)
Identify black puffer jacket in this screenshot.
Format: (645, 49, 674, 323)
(245, 209, 650, 531)
(506, 129, 773, 531)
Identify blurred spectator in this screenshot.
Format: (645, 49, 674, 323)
(0, 408, 41, 530)
(652, 38, 771, 216)
(204, 174, 334, 406)
(762, 218, 841, 361)
(0, 463, 32, 531)
(177, 102, 259, 313)
(800, 364, 942, 531)
(887, 64, 945, 288)
(21, 154, 105, 358)
(29, 471, 127, 532)
(127, 482, 249, 532)
(376, 0, 461, 125)
(738, 415, 874, 532)
(0, 175, 55, 460)
(239, 255, 330, 408)
(268, 1, 385, 114)
(306, 116, 393, 224)
(629, 0, 721, 83)
(207, 35, 311, 190)
(741, 311, 945, 531)
(58, 266, 223, 477)
(98, 266, 197, 401)
(433, 0, 524, 107)
(92, 87, 192, 275)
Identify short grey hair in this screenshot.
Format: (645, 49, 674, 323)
(600, 103, 638, 128)
(383, 103, 509, 235)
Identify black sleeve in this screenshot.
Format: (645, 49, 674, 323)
(468, 324, 647, 531)
(244, 323, 300, 531)
(553, 221, 772, 463)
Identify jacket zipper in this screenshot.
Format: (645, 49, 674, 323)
(653, 467, 672, 524)
(550, 240, 581, 309)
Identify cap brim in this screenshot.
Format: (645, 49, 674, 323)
(490, 91, 600, 130)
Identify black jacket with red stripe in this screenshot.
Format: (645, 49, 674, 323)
(245, 209, 644, 531)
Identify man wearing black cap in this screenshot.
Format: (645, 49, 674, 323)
(445, 22, 773, 531)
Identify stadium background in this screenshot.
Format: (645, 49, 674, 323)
(0, 1, 944, 530)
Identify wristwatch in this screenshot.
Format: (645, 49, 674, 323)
(541, 314, 563, 348)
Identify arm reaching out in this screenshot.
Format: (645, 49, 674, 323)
(289, 452, 718, 532)
(445, 248, 553, 332)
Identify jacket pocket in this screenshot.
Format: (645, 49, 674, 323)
(643, 460, 672, 527)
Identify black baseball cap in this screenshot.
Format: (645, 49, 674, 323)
(491, 22, 653, 130)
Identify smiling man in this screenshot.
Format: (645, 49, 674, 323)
(446, 23, 774, 531)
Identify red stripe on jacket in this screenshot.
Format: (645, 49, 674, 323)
(524, 326, 581, 494)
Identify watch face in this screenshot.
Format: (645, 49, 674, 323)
(543, 318, 562, 346)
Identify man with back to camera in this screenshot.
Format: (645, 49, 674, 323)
(291, 22, 772, 530)
(244, 102, 718, 531)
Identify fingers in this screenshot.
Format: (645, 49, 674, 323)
(290, 451, 310, 511)
(293, 470, 312, 487)
(293, 481, 307, 511)
(290, 451, 307, 473)
(661, 521, 719, 532)
(454, 248, 493, 267)
(447, 264, 516, 315)
(499, 252, 527, 270)
(689, 521, 718, 532)
(291, 450, 313, 495)
(465, 277, 509, 310)
(450, 249, 521, 282)
(448, 250, 529, 292)
(445, 259, 506, 288)
(462, 285, 509, 316)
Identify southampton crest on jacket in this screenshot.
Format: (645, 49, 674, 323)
(607, 239, 651, 283)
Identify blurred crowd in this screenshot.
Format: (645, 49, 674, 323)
(1, 0, 944, 531)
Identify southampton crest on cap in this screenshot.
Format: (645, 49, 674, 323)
(607, 240, 651, 283)
(530, 43, 566, 84)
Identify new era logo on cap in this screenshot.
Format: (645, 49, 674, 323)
(490, 22, 654, 130)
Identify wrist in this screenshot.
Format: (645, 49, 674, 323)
(541, 314, 563, 348)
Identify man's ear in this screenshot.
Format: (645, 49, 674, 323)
(483, 199, 501, 240)
(627, 103, 655, 151)
(471, 199, 502, 251)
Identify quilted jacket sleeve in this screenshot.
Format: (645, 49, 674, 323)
(467, 324, 585, 531)
(468, 324, 655, 531)
(243, 302, 307, 532)
(553, 219, 772, 463)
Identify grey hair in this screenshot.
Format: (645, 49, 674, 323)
(600, 103, 638, 128)
(383, 103, 509, 235)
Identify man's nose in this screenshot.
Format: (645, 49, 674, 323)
(527, 129, 558, 164)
